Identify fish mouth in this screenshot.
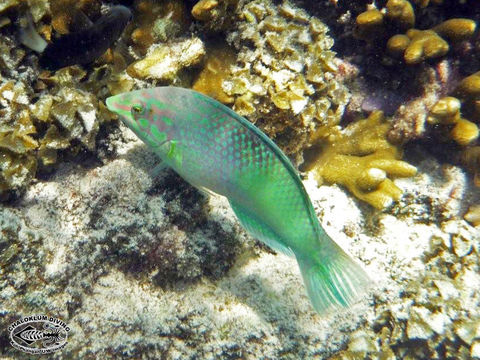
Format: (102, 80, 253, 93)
(106, 94, 131, 118)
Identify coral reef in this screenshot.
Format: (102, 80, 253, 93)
(192, 42, 236, 104)
(387, 28, 449, 64)
(332, 214, 480, 359)
(355, 1, 476, 65)
(0, 33, 118, 199)
(191, 0, 239, 32)
(130, 0, 190, 54)
(221, 0, 350, 162)
(126, 37, 206, 81)
(1, 0, 479, 358)
(427, 96, 479, 146)
(0, 0, 137, 199)
(1, 132, 478, 358)
(354, 0, 415, 41)
(386, 19, 476, 64)
(306, 111, 417, 209)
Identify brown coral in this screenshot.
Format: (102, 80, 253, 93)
(192, 42, 236, 104)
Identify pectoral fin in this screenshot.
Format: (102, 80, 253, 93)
(149, 161, 169, 178)
(228, 199, 293, 257)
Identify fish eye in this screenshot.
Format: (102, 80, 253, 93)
(131, 104, 145, 117)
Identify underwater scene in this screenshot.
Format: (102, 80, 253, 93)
(0, 0, 479, 359)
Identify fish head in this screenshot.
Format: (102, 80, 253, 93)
(106, 89, 177, 151)
(108, 5, 133, 31)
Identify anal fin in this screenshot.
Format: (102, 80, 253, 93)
(228, 199, 293, 257)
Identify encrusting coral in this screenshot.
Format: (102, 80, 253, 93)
(126, 37, 206, 81)
(305, 111, 417, 210)
(218, 0, 350, 163)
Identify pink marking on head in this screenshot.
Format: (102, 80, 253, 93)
(115, 103, 131, 111)
(141, 90, 153, 100)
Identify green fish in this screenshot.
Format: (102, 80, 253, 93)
(106, 87, 369, 313)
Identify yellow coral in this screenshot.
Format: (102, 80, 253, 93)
(433, 18, 477, 43)
(354, 9, 384, 41)
(386, 0, 415, 30)
(455, 71, 480, 99)
(428, 96, 479, 146)
(306, 111, 417, 209)
(401, 29, 449, 64)
(386, 18, 476, 64)
(355, 2, 476, 65)
(127, 38, 205, 81)
(450, 118, 479, 146)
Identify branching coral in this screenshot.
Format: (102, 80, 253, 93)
(427, 96, 479, 146)
(306, 111, 417, 209)
(387, 29, 449, 64)
(354, 0, 415, 41)
(426, 71, 480, 184)
(354, 1, 476, 64)
(387, 19, 476, 64)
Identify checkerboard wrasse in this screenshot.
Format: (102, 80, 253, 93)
(106, 87, 369, 313)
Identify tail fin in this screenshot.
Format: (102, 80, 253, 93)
(296, 240, 369, 313)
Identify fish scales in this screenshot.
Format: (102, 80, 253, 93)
(139, 89, 317, 251)
(106, 87, 369, 313)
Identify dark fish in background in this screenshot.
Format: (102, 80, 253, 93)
(20, 5, 132, 71)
